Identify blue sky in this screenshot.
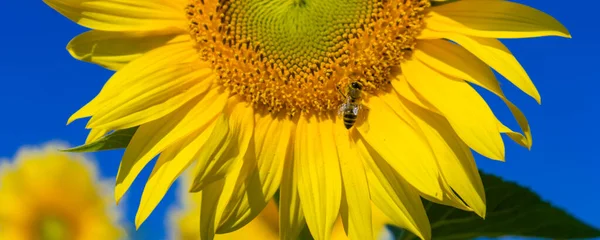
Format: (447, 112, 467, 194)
(0, 0, 597, 239)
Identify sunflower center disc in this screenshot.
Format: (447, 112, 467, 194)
(37, 215, 70, 240)
(186, 0, 430, 116)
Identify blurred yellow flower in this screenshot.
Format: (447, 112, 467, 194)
(0, 144, 125, 240)
(45, 0, 569, 239)
(168, 171, 391, 240)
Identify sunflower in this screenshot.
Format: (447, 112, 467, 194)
(0, 143, 125, 240)
(44, 0, 569, 239)
(168, 170, 391, 240)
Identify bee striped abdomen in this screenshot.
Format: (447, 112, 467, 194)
(342, 106, 358, 129)
(342, 103, 359, 129)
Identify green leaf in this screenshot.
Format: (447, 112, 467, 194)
(63, 127, 138, 152)
(396, 172, 600, 240)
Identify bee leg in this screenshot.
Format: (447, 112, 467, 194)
(336, 83, 346, 98)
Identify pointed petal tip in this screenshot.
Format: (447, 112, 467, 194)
(414, 224, 432, 240)
(488, 141, 506, 162)
(473, 201, 487, 219)
(66, 114, 80, 125)
(550, 29, 571, 39)
(490, 152, 506, 162)
(525, 138, 534, 150)
(533, 92, 542, 105)
(114, 184, 126, 205)
(479, 210, 487, 220)
(556, 25, 572, 39)
(188, 182, 202, 193)
(65, 41, 82, 61)
(134, 209, 151, 230)
(134, 218, 143, 230)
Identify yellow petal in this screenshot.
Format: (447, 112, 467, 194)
(198, 181, 218, 240)
(419, 30, 541, 104)
(134, 121, 215, 228)
(415, 39, 532, 148)
(68, 41, 200, 125)
(114, 89, 227, 203)
(391, 74, 436, 112)
(295, 114, 342, 240)
(67, 30, 189, 71)
(427, 0, 570, 39)
(216, 164, 262, 233)
(43, 0, 187, 31)
(377, 90, 475, 212)
(87, 63, 214, 130)
(217, 113, 292, 233)
(198, 180, 225, 240)
(279, 119, 305, 240)
(356, 137, 431, 240)
(213, 145, 257, 232)
(85, 128, 109, 144)
(335, 126, 372, 240)
(420, 185, 472, 213)
(357, 96, 443, 199)
(201, 159, 245, 240)
(500, 122, 531, 149)
(402, 59, 505, 161)
(190, 98, 255, 192)
(379, 89, 470, 211)
(402, 98, 486, 217)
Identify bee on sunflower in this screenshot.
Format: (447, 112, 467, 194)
(44, 0, 569, 239)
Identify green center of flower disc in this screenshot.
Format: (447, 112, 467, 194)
(228, 0, 375, 68)
(186, 0, 430, 115)
(38, 216, 71, 240)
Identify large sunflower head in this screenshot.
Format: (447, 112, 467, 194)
(0, 143, 125, 240)
(45, 0, 569, 239)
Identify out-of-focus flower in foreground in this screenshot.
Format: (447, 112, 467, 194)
(0, 143, 125, 240)
(44, 0, 569, 239)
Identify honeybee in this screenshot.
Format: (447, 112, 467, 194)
(337, 81, 364, 129)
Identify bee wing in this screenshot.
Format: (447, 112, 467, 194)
(353, 104, 360, 115)
(338, 103, 348, 117)
(355, 104, 369, 126)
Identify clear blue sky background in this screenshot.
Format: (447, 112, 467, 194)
(0, 0, 597, 239)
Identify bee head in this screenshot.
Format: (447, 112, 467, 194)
(350, 81, 363, 90)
